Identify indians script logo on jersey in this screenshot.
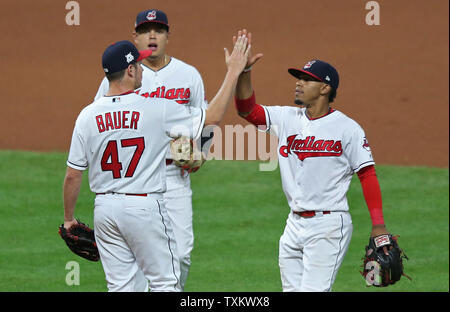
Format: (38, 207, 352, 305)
(279, 135, 343, 161)
(139, 87, 191, 104)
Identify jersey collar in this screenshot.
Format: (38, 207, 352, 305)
(103, 90, 137, 98)
(141, 57, 172, 73)
(118, 90, 135, 96)
(306, 107, 335, 121)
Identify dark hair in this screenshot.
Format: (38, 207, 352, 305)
(328, 88, 337, 103)
(105, 63, 137, 82)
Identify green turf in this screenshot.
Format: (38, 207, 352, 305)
(0, 150, 448, 292)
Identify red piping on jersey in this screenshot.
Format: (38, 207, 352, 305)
(306, 108, 335, 121)
(118, 90, 135, 96)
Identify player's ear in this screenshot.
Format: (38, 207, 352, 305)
(126, 64, 135, 78)
(132, 31, 139, 44)
(320, 84, 332, 96)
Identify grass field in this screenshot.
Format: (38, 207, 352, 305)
(0, 150, 448, 292)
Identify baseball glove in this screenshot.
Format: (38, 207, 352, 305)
(170, 136, 206, 173)
(360, 234, 410, 287)
(58, 220, 100, 262)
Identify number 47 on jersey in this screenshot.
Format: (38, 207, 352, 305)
(101, 137, 145, 179)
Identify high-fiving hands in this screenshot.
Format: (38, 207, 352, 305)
(232, 29, 263, 71)
(224, 34, 251, 75)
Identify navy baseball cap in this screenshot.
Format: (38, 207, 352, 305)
(135, 9, 169, 31)
(288, 60, 339, 90)
(102, 40, 152, 74)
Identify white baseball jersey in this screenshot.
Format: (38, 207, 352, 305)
(261, 106, 374, 212)
(67, 92, 205, 194)
(94, 57, 210, 171)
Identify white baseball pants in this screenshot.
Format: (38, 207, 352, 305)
(279, 211, 353, 292)
(93, 193, 181, 292)
(164, 167, 194, 291)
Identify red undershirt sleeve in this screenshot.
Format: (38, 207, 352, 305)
(235, 91, 266, 126)
(357, 165, 385, 226)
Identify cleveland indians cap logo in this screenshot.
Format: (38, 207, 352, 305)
(363, 137, 371, 151)
(303, 60, 316, 69)
(146, 10, 157, 20)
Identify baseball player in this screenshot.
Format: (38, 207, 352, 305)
(233, 30, 390, 291)
(63, 37, 250, 291)
(94, 10, 215, 290)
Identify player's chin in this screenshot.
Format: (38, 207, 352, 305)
(294, 95, 304, 106)
(147, 51, 160, 59)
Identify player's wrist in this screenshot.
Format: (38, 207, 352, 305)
(242, 65, 253, 73)
(370, 224, 389, 237)
(235, 90, 256, 113)
(63, 219, 77, 230)
(242, 65, 252, 73)
(228, 67, 244, 78)
(64, 216, 75, 223)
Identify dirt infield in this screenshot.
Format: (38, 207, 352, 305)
(0, 0, 448, 167)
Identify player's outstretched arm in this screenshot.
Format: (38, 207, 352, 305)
(204, 35, 250, 126)
(232, 30, 267, 127)
(235, 29, 263, 106)
(236, 69, 254, 110)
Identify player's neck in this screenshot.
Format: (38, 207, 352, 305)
(106, 81, 135, 97)
(305, 100, 331, 120)
(143, 54, 170, 71)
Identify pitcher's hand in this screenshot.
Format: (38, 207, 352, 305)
(233, 29, 263, 70)
(224, 34, 251, 75)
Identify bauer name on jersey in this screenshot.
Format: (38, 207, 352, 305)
(67, 93, 205, 194)
(261, 106, 374, 212)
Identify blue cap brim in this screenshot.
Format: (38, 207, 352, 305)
(135, 21, 169, 31)
(288, 68, 323, 82)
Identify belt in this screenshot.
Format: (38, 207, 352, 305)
(294, 210, 330, 218)
(96, 193, 147, 197)
(166, 159, 173, 165)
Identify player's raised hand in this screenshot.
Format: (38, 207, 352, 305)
(233, 29, 263, 71)
(224, 34, 251, 75)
